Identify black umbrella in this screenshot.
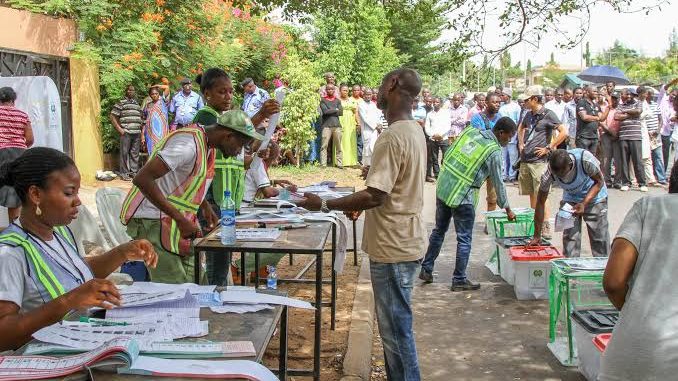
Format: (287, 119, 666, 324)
(577, 65, 630, 85)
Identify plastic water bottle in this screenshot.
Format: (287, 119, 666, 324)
(220, 191, 236, 245)
(266, 265, 278, 290)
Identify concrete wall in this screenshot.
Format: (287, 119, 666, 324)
(0, 7, 104, 185)
(70, 58, 104, 185)
(0, 7, 77, 58)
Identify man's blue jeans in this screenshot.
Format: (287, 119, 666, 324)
(651, 146, 667, 184)
(502, 143, 519, 180)
(305, 120, 322, 163)
(370, 260, 421, 381)
(421, 199, 475, 283)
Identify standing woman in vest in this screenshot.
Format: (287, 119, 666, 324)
(528, 149, 609, 257)
(192, 68, 280, 285)
(0, 87, 34, 221)
(0, 147, 158, 351)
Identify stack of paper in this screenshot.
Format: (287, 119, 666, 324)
(219, 290, 314, 310)
(23, 341, 256, 359)
(119, 356, 278, 380)
(0, 338, 138, 381)
(3, 338, 277, 380)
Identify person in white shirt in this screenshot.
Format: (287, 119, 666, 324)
(498, 92, 522, 181)
(357, 88, 382, 166)
(545, 88, 567, 125)
(424, 97, 451, 179)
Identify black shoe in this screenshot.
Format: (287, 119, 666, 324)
(418, 269, 433, 283)
(451, 279, 480, 291)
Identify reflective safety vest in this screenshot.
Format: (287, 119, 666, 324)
(192, 106, 245, 208)
(120, 124, 215, 256)
(436, 127, 501, 208)
(214, 156, 245, 208)
(0, 224, 86, 303)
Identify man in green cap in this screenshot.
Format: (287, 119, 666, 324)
(121, 110, 263, 284)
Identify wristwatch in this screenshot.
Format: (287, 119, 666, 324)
(320, 199, 330, 213)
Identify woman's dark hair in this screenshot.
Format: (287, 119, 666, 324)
(669, 165, 678, 194)
(0, 87, 17, 103)
(148, 86, 160, 95)
(0, 147, 76, 203)
(195, 68, 230, 94)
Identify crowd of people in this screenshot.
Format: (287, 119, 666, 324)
(0, 63, 677, 381)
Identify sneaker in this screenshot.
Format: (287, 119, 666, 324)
(639, 186, 648, 192)
(542, 221, 552, 240)
(620, 185, 630, 192)
(426, 176, 436, 183)
(451, 279, 481, 291)
(418, 269, 433, 283)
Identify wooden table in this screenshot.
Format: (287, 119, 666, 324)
(19, 292, 289, 380)
(194, 223, 332, 381)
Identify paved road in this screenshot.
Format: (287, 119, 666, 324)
(411, 181, 664, 381)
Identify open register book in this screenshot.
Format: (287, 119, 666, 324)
(2, 338, 277, 381)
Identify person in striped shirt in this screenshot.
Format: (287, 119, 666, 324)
(641, 87, 667, 186)
(0, 87, 34, 220)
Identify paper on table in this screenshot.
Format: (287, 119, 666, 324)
(145, 341, 255, 358)
(219, 291, 313, 309)
(119, 356, 278, 381)
(106, 291, 199, 319)
(209, 304, 274, 314)
(301, 213, 349, 273)
(32, 323, 170, 350)
(195, 292, 222, 307)
(118, 290, 188, 308)
(0, 338, 137, 381)
(119, 282, 216, 295)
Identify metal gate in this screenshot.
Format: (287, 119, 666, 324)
(0, 48, 72, 155)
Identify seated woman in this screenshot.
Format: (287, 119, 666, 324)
(0, 147, 158, 351)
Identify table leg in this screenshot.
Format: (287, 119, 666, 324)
(194, 249, 201, 284)
(241, 252, 247, 286)
(566, 278, 574, 363)
(352, 219, 358, 266)
(279, 305, 288, 380)
(255, 252, 260, 288)
(226, 251, 232, 289)
(313, 251, 322, 381)
(289, 253, 294, 266)
(331, 225, 337, 331)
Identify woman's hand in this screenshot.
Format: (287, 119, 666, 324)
(119, 240, 158, 268)
(64, 279, 121, 310)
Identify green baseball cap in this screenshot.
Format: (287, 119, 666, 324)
(216, 110, 263, 140)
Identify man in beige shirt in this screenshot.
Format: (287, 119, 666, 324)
(299, 68, 425, 381)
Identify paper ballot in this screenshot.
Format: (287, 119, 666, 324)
(219, 290, 314, 309)
(210, 304, 274, 314)
(119, 356, 278, 380)
(106, 290, 200, 319)
(119, 282, 216, 295)
(249, 90, 286, 172)
(555, 203, 576, 232)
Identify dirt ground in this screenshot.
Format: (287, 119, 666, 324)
(261, 254, 363, 380)
(83, 165, 367, 380)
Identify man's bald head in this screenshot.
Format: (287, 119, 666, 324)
(387, 68, 422, 100)
(376, 68, 422, 112)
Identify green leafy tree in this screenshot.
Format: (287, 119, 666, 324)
(583, 41, 592, 67)
(279, 54, 320, 166)
(10, 0, 296, 152)
(313, 0, 401, 87)
(383, 0, 447, 77)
